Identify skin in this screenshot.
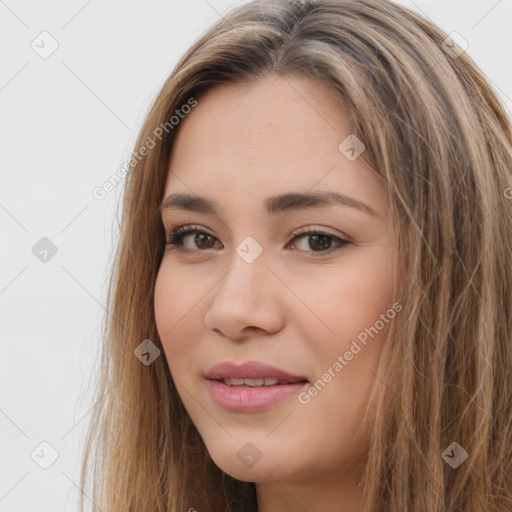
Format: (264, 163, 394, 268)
(154, 73, 396, 512)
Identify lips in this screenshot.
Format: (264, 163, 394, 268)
(204, 360, 309, 384)
(204, 361, 309, 412)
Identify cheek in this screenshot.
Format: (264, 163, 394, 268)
(289, 249, 395, 354)
(154, 263, 205, 366)
(291, 250, 395, 440)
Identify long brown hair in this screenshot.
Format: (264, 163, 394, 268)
(79, 0, 512, 510)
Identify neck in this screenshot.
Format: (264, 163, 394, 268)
(256, 466, 364, 512)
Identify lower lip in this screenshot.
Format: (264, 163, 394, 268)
(207, 379, 309, 412)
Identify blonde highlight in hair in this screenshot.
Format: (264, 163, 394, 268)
(79, 1, 512, 510)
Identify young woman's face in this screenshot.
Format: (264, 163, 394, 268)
(154, 73, 396, 488)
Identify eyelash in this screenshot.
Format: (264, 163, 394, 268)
(164, 223, 351, 256)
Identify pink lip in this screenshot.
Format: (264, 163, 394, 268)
(204, 361, 307, 382)
(204, 361, 309, 412)
(207, 380, 308, 412)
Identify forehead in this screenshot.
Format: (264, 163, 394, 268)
(164, 74, 384, 214)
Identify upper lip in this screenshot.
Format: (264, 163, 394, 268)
(205, 361, 308, 383)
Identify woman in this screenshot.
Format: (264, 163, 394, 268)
(80, 0, 512, 511)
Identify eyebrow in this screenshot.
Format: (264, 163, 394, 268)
(160, 191, 378, 217)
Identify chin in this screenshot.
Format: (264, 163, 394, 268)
(204, 436, 299, 483)
(217, 463, 266, 483)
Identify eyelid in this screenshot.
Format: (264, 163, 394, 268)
(291, 224, 351, 242)
(164, 222, 350, 242)
(163, 222, 352, 256)
(171, 223, 215, 236)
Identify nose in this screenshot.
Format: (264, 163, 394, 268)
(204, 248, 285, 340)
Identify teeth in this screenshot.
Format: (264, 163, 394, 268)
(245, 378, 265, 387)
(222, 377, 285, 387)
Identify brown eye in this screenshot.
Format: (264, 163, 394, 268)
(194, 233, 216, 249)
(165, 225, 222, 251)
(289, 229, 350, 255)
(307, 234, 332, 251)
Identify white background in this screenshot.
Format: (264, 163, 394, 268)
(1, 1, 510, 510)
